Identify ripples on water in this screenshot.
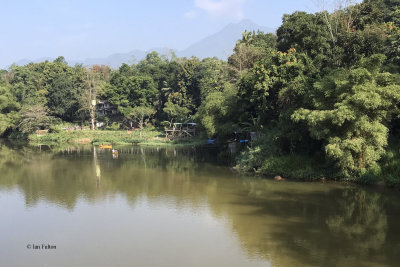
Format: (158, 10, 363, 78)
(0, 143, 399, 267)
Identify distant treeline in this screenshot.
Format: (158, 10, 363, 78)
(1, 0, 400, 183)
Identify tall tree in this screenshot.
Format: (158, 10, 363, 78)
(0, 85, 20, 136)
(104, 65, 157, 128)
(18, 105, 53, 134)
(292, 54, 400, 176)
(277, 12, 333, 66)
(228, 31, 277, 79)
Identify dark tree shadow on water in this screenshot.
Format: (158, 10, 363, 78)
(224, 184, 400, 267)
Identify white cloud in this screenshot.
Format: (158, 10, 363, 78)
(186, 0, 248, 20)
(184, 10, 198, 19)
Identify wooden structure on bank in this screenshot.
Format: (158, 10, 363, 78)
(165, 123, 196, 138)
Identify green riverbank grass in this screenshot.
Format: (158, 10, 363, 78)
(28, 129, 206, 147)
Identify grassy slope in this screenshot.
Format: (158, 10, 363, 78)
(29, 129, 206, 147)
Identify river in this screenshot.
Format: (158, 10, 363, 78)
(0, 142, 399, 266)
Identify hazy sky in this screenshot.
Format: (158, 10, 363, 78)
(0, 0, 359, 67)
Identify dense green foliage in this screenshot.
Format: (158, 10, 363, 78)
(1, 0, 400, 185)
(0, 84, 20, 135)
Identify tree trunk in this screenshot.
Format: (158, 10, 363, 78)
(139, 116, 144, 129)
(90, 104, 95, 131)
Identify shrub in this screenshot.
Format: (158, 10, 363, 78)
(260, 155, 324, 180)
(48, 125, 61, 133)
(106, 122, 121, 130)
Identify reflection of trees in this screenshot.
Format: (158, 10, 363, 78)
(0, 144, 210, 209)
(209, 181, 393, 267)
(326, 189, 387, 252)
(0, 143, 107, 209)
(0, 143, 399, 266)
(0, 143, 27, 187)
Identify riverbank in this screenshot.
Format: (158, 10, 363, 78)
(25, 129, 206, 147)
(7, 128, 400, 188)
(235, 137, 400, 188)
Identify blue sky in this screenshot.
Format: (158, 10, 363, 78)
(0, 0, 360, 67)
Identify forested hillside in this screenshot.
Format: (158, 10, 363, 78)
(1, 0, 400, 184)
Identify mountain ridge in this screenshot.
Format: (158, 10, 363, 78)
(9, 19, 274, 69)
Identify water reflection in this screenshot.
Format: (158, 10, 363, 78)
(0, 143, 399, 266)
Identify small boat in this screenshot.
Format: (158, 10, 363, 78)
(99, 145, 112, 149)
(206, 139, 215, 145)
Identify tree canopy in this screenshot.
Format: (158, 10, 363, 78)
(1, 0, 400, 182)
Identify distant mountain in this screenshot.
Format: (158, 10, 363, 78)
(8, 20, 274, 69)
(14, 57, 54, 66)
(76, 47, 176, 68)
(79, 49, 146, 67)
(178, 19, 274, 60)
(10, 48, 175, 69)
